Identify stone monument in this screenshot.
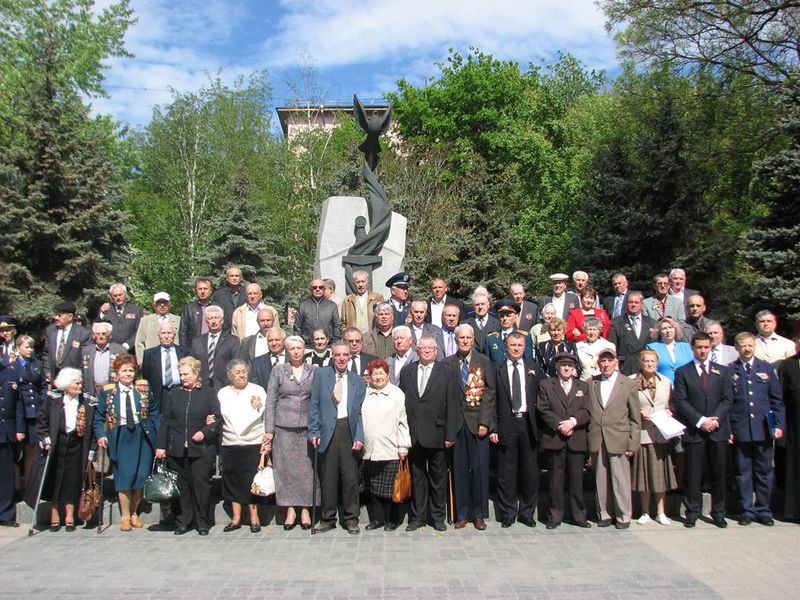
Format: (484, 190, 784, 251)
(313, 96, 406, 297)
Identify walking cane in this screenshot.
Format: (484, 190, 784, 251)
(28, 447, 52, 537)
(97, 446, 108, 534)
(447, 448, 455, 525)
(311, 442, 319, 535)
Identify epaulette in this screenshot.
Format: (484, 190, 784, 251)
(102, 383, 116, 392)
(518, 329, 530, 336)
(135, 379, 149, 388)
(487, 331, 501, 338)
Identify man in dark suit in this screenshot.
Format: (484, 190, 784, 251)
(537, 352, 590, 529)
(673, 332, 734, 528)
(443, 324, 495, 530)
(342, 327, 376, 379)
(409, 301, 445, 360)
(426, 277, 466, 328)
(141, 321, 188, 410)
(538, 273, 580, 321)
(249, 327, 287, 389)
(399, 335, 460, 531)
(668, 268, 700, 310)
(81, 322, 125, 395)
(96, 283, 143, 353)
(510, 283, 539, 331)
(190, 305, 241, 390)
(608, 292, 656, 375)
(179, 277, 214, 349)
(730, 331, 784, 526)
(464, 291, 500, 356)
(210, 266, 246, 333)
(483, 300, 534, 362)
(309, 342, 366, 534)
(490, 331, 544, 527)
(386, 326, 417, 385)
(602, 273, 629, 319)
(239, 308, 277, 364)
(44, 301, 92, 380)
(683, 295, 712, 340)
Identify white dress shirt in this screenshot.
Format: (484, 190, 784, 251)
(63, 396, 79, 433)
(599, 371, 618, 408)
(505, 359, 527, 413)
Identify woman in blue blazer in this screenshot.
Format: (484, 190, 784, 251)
(94, 354, 159, 531)
(645, 317, 693, 385)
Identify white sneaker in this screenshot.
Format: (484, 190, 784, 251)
(636, 514, 651, 525)
(656, 513, 671, 526)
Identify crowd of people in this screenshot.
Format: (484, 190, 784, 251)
(0, 265, 798, 536)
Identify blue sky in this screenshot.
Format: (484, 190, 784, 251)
(91, 0, 620, 130)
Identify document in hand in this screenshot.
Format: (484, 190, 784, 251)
(650, 410, 686, 440)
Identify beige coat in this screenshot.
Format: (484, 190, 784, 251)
(231, 303, 280, 340)
(361, 383, 411, 460)
(588, 373, 641, 455)
(340, 291, 384, 333)
(630, 373, 672, 445)
(134, 313, 180, 364)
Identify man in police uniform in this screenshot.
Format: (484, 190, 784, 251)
(483, 300, 534, 363)
(385, 272, 411, 327)
(729, 331, 784, 526)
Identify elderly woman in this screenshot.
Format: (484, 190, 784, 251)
(646, 317, 693, 384)
(304, 328, 331, 367)
(537, 318, 579, 377)
(155, 357, 220, 535)
(218, 359, 267, 533)
(94, 354, 158, 531)
(530, 303, 557, 345)
(632, 350, 678, 525)
(360, 359, 410, 531)
(265, 335, 318, 529)
(32, 368, 95, 531)
(576, 317, 616, 381)
(566, 287, 611, 343)
(11, 335, 48, 481)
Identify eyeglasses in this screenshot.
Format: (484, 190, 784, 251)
(311, 285, 325, 290)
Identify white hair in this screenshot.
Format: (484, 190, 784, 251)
(54, 367, 82, 392)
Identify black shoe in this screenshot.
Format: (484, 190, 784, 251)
(758, 516, 775, 526)
(405, 521, 424, 532)
(174, 527, 190, 535)
(597, 519, 613, 528)
(712, 517, 728, 529)
(384, 522, 399, 531)
(197, 528, 209, 536)
(283, 522, 296, 531)
(573, 521, 591, 528)
(365, 521, 385, 531)
(684, 518, 696, 528)
(347, 523, 360, 535)
(315, 521, 335, 533)
(0, 520, 19, 528)
(49, 523, 61, 532)
(500, 519, 514, 528)
(64, 523, 76, 532)
(300, 523, 311, 530)
(738, 516, 753, 526)
(518, 517, 536, 528)
(250, 524, 261, 533)
(615, 521, 630, 530)
(545, 521, 560, 530)
(433, 522, 447, 532)
(222, 522, 241, 532)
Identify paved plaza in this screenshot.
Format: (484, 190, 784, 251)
(0, 515, 796, 599)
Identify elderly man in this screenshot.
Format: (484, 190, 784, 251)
(705, 320, 738, 366)
(249, 327, 287, 389)
(362, 302, 395, 359)
(510, 283, 539, 331)
(603, 273, 630, 319)
(642, 273, 686, 323)
(409, 300, 445, 360)
(730, 331, 784, 526)
(673, 332, 733, 528)
(444, 324, 496, 529)
(539, 273, 580, 320)
(608, 292, 656, 376)
(323, 278, 343, 309)
(211, 265, 246, 332)
(134, 292, 181, 364)
(179, 277, 214, 348)
(45, 301, 92, 380)
(141, 321, 187, 410)
(668, 268, 700, 309)
(399, 336, 460, 532)
(426, 278, 466, 328)
(572, 271, 600, 308)
(464, 291, 500, 355)
(97, 283, 143, 352)
(340, 270, 384, 334)
(240, 307, 278, 364)
(754, 310, 796, 365)
(81, 322, 125, 395)
(588, 347, 641, 529)
(232, 283, 280, 341)
(190, 305, 241, 389)
(309, 342, 366, 534)
(439, 304, 463, 359)
(386, 326, 417, 385)
(386, 272, 411, 326)
(342, 327, 377, 378)
(682, 295, 711, 340)
(484, 300, 534, 362)
(294, 278, 340, 346)
(0, 317, 17, 363)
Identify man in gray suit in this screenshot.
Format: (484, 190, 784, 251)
(408, 300, 444, 361)
(668, 268, 700, 309)
(588, 347, 641, 529)
(510, 283, 539, 331)
(705, 321, 738, 366)
(642, 273, 686, 323)
(386, 326, 417, 385)
(81, 322, 125, 396)
(134, 292, 181, 364)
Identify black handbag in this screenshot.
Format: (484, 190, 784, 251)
(142, 458, 180, 503)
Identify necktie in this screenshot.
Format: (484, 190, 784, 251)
(710, 348, 718, 364)
(163, 347, 172, 387)
(271, 354, 278, 366)
(511, 361, 522, 411)
(477, 317, 484, 331)
(613, 295, 623, 318)
(333, 373, 343, 404)
(207, 334, 218, 382)
(418, 365, 430, 396)
(699, 363, 709, 391)
(745, 362, 752, 375)
(350, 357, 358, 374)
(56, 330, 67, 366)
(124, 390, 135, 431)
(631, 316, 640, 338)
(460, 358, 469, 386)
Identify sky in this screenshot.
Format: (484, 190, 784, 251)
(90, 0, 621, 130)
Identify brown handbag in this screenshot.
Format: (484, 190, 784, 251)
(392, 456, 412, 503)
(78, 462, 100, 522)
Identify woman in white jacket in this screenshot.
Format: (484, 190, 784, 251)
(360, 359, 411, 531)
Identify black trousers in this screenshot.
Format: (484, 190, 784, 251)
(367, 493, 399, 524)
(734, 440, 774, 519)
(0, 441, 15, 521)
(546, 447, 587, 524)
(167, 453, 214, 529)
(409, 443, 448, 525)
(496, 416, 539, 522)
(319, 419, 360, 525)
(683, 439, 726, 519)
(453, 427, 490, 520)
